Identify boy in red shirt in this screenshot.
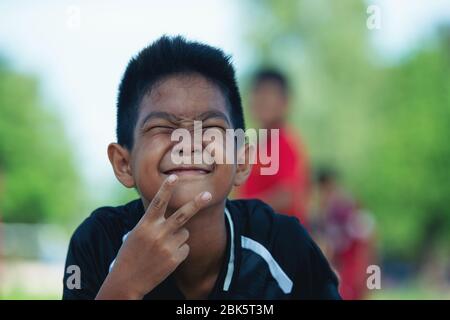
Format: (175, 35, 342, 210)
(238, 70, 310, 225)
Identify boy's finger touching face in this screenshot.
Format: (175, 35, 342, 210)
(142, 173, 179, 222)
(166, 191, 212, 231)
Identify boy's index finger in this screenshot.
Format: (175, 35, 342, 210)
(143, 174, 178, 221)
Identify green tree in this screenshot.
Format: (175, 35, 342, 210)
(361, 32, 450, 256)
(0, 58, 83, 224)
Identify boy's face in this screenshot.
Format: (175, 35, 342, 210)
(250, 80, 288, 129)
(109, 73, 250, 212)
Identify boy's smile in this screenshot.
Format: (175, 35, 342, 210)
(161, 164, 213, 177)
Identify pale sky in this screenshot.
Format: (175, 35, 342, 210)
(0, 0, 449, 199)
(373, 0, 450, 60)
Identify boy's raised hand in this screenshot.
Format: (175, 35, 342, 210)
(96, 174, 212, 300)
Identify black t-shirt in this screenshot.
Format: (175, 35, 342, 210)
(63, 198, 341, 300)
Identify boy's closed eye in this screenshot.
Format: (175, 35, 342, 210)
(140, 120, 177, 135)
(146, 125, 176, 133)
(202, 123, 227, 133)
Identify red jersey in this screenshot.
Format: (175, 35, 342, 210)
(238, 126, 310, 224)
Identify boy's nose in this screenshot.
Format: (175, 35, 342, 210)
(176, 137, 202, 155)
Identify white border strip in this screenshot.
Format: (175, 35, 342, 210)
(241, 236, 293, 294)
(108, 232, 130, 272)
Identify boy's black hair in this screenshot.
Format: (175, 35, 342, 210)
(116, 35, 245, 150)
(252, 68, 289, 94)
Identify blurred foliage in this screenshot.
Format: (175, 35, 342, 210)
(242, 0, 450, 258)
(0, 59, 83, 224)
(361, 36, 450, 257)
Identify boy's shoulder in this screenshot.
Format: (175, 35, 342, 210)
(89, 199, 144, 230)
(64, 199, 144, 298)
(226, 197, 312, 248)
(226, 198, 340, 299)
(69, 199, 143, 251)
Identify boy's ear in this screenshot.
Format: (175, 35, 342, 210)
(233, 142, 254, 187)
(107, 143, 135, 188)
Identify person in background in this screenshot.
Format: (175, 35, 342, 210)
(237, 69, 310, 225)
(312, 168, 377, 300)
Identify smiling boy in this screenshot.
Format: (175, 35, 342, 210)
(62, 36, 341, 300)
